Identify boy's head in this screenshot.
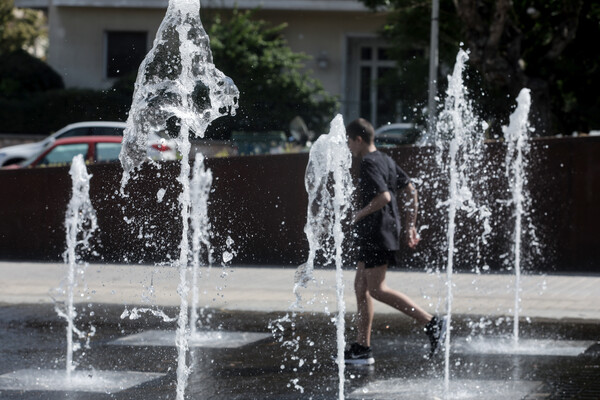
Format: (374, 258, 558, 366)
(346, 118, 375, 144)
(346, 118, 375, 157)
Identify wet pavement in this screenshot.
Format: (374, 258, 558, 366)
(0, 305, 599, 399)
(0, 262, 599, 399)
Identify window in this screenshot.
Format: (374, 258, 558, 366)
(57, 127, 89, 139)
(39, 144, 89, 166)
(344, 37, 399, 128)
(357, 44, 397, 127)
(96, 142, 122, 163)
(105, 31, 147, 78)
(89, 127, 124, 136)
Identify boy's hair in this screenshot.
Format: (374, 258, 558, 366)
(346, 118, 375, 144)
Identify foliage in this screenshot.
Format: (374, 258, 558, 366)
(0, 1, 61, 98)
(361, 0, 600, 136)
(0, 49, 63, 98)
(0, 0, 46, 55)
(511, 0, 600, 134)
(205, 8, 338, 139)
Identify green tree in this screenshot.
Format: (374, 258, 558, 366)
(0, 50, 63, 98)
(0, 0, 46, 55)
(205, 8, 338, 138)
(362, 0, 600, 136)
(0, 0, 61, 98)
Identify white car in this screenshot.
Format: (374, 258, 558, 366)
(374, 123, 421, 146)
(0, 121, 176, 167)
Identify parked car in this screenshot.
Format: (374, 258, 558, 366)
(374, 123, 421, 147)
(0, 121, 176, 167)
(3, 136, 124, 169)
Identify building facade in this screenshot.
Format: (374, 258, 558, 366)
(16, 0, 402, 128)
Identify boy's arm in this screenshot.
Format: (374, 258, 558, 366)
(400, 182, 420, 248)
(353, 191, 391, 223)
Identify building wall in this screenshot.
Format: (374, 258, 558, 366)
(47, 7, 165, 89)
(250, 9, 386, 99)
(44, 5, 387, 101)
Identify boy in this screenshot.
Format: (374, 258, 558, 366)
(345, 118, 446, 365)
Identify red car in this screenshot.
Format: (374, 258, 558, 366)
(4, 136, 124, 169)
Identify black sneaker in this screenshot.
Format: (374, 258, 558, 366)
(425, 316, 448, 358)
(344, 342, 375, 365)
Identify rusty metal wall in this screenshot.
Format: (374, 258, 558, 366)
(0, 137, 598, 272)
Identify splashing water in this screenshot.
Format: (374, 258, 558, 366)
(118, 1, 238, 399)
(503, 88, 532, 343)
(119, 0, 238, 185)
(59, 154, 98, 380)
(189, 153, 213, 336)
(295, 114, 354, 400)
(120, 307, 177, 323)
(434, 49, 490, 396)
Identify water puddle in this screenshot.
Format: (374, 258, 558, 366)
(348, 378, 542, 400)
(110, 330, 271, 348)
(452, 337, 595, 357)
(0, 369, 164, 393)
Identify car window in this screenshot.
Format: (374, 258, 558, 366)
(96, 142, 122, 162)
(38, 143, 89, 166)
(57, 127, 90, 139)
(90, 127, 125, 136)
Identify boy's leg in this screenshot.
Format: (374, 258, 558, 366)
(365, 264, 432, 325)
(354, 261, 374, 347)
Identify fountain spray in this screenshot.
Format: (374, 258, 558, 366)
(60, 154, 98, 380)
(190, 153, 213, 335)
(435, 49, 490, 396)
(503, 88, 532, 343)
(119, 1, 238, 398)
(295, 114, 354, 400)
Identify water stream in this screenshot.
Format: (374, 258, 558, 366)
(503, 88, 533, 343)
(118, 1, 238, 398)
(295, 114, 354, 400)
(434, 49, 490, 396)
(58, 154, 98, 380)
(189, 153, 213, 336)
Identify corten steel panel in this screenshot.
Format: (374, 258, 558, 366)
(0, 153, 311, 266)
(205, 153, 309, 266)
(0, 137, 598, 272)
(0, 167, 72, 260)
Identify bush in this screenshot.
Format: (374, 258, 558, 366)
(0, 50, 64, 98)
(207, 9, 338, 138)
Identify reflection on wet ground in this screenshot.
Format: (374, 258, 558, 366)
(0, 304, 598, 399)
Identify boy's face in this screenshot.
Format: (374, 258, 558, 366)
(347, 136, 363, 157)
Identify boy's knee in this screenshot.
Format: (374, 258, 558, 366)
(368, 286, 384, 300)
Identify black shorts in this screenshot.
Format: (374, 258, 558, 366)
(357, 244, 396, 269)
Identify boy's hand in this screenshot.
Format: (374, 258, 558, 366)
(406, 226, 420, 249)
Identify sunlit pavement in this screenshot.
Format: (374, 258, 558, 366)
(0, 262, 599, 399)
(1, 262, 599, 320)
